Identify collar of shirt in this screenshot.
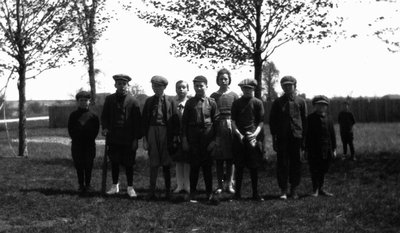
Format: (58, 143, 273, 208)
(194, 95, 206, 101)
(284, 93, 295, 101)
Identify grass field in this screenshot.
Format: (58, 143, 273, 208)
(0, 122, 399, 232)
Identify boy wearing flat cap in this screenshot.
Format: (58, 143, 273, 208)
(101, 74, 142, 198)
(142, 75, 180, 200)
(230, 78, 265, 201)
(181, 75, 218, 202)
(269, 75, 307, 199)
(305, 95, 336, 197)
(68, 91, 100, 195)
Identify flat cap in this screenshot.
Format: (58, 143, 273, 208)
(75, 90, 91, 100)
(238, 78, 257, 89)
(280, 76, 297, 85)
(151, 75, 168, 86)
(113, 74, 131, 82)
(312, 95, 329, 105)
(193, 75, 208, 84)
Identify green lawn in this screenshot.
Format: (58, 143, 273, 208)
(0, 123, 399, 232)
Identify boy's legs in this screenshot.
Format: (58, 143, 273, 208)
(277, 141, 290, 197)
(288, 137, 301, 199)
(174, 163, 184, 192)
(183, 163, 191, 192)
(250, 168, 263, 201)
(149, 166, 158, 198)
(202, 162, 213, 197)
(216, 160, 224, 192)
(341, 133, 348, 155)
(234, 166, 244, 199)
(84, 146, 95, 189)
(162, 166, 171, 198)
(225, 160, 235, 193)
(189, 165, 200, 198)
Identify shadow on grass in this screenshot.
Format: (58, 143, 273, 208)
(329, 151, 400, 176)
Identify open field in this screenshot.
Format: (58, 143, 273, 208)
(0, 123, 399, 232)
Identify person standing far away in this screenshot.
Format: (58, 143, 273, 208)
(171, 80, 191, 195)
(68, 91, 99, 196)
(101, 74, 142, 198)
(181, 75, 218, 203)
(142, 75, 180, 201)
(269, 76, 307, 200)
(210, 68, 239, 198)
(305, 95, 336, 197)
(338, 101, 356, 161)
(230, 78, 265, 202)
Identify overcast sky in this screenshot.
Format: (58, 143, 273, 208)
(2, 0, 399, 100)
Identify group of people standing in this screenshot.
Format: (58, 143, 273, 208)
(67, 68, 356, 203)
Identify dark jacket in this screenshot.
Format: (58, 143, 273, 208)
(181, 95, 218, 137)
(269, 94, 307, 140)
(142, 95, 180, 144)
(68, 108, 99, 145)
(101, 93, 142, 145)
(305, 112, 336, 159)
(338, 110, 355, 133)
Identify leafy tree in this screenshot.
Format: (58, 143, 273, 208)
(262, 61, 279, 101)
(0, 0, 76, 156)
(130, 82, 145, 96)
(136, 0, 342, 98)
(69, 0, 110, 104)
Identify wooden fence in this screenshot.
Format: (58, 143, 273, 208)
(263, 98, 400, 123)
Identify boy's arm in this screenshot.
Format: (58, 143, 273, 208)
(181, 101, 190, 151)
(300, 98, 308, 149)
(91, 114, 100, 141)
(231, 120, 244, 141)
(101, 96, 111, 136)
(67, 112, 77, 139)
(329, 118, 337, 151)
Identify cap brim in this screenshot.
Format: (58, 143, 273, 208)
(314, 101, 329, 105)
(281, 81, 295, 85)
(239, 85, 255, 89)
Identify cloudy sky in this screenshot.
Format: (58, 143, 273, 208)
(2, 0, 399, 100)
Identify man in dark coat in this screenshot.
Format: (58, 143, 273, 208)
(269, 76, 307, 199)
(68, 91, 99, 195)
(101, 74, 142, 198)
(305, 95, 336, 197)
(338, 101, 356, 160)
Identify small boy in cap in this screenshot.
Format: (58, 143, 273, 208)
(269, 75, 307, 199)
(181, 75, 218, 202)
(68, 90, 100, 195)
(230, 78, 265, 201)
(142, 75, 180, 200)
(101, 74, 142, 198)
(305, 95, 336, 197)
(338, 101, 356, 160)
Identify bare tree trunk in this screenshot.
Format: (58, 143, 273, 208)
(17, 64, 28, 157)
(254, 1, 263, 100)
(16, 0, 28, 157)
(254, 54, 263, 99)
(88, 43, 96, 105)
